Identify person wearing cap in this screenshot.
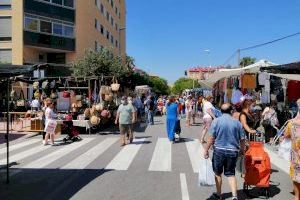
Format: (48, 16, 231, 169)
(115, 96, 136, 146)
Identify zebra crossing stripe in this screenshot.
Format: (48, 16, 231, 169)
(105, 138, 145, 170)
(61, 137, 118, 169)
(0, 142, 52, 165)
(186, 139, 203, 173)
(0, 139, 40, 155)
(149, 138, 171, 172)
(20, 138, 94, 169)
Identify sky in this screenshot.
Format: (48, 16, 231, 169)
(125, 0, 300, 83)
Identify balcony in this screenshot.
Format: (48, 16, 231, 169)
(24, 0, 75, 23)
(24, 31, 75, 51)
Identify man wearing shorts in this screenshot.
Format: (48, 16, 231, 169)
(204, 103, 245, 200)
(115, 96, 136, 146)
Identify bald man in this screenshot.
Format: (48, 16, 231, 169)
(204, 103, 245, 200)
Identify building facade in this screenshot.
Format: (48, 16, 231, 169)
(0, 0, 126, 65)
(187, 66, 223, 80)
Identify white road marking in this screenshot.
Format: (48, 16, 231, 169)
(180, 173, 190, 200)
(0, 139, 40, 155)
(62, 137, 118, 169)
(0, 143, 51, 165)
(186, 139, 204, 173)
(149, 138, 171, 172)
(264, 147, 290, 174)
(20, 138, 94, 169)
(105, 138, 145, 170)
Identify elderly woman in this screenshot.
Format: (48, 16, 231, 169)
(284, 99, 300, 200)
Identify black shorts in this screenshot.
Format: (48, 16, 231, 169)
(212, 148, 239, 177)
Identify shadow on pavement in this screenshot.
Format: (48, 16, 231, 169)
(0, 133, 27, 145)
(0, 168, 113, 200)
(221, 184, 281, 200)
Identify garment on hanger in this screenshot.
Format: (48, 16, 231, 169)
(241, 74, 256, 89)
(287, 80, 300, 102)
(231, 89, 243, 104)
(258, 73, 267, 86)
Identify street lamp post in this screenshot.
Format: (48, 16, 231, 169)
(204, 49, 211, 68)
(119, 27, 126, 56)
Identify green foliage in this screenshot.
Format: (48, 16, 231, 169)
(240, 57, 256, 67)
(149, 76, 170, 95)
(172, 77, 200, 94)
(72, 49, 132, 78)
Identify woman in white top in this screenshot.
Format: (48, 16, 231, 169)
(200, 96, 215, 143)
(44, 102, 56, 146)
(185, 96, 195, 127)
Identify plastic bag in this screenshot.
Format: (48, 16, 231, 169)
(278, 138, 291, 161)
(198, 158, 216, 187)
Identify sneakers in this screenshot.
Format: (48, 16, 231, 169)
(209, 193, 222, 200)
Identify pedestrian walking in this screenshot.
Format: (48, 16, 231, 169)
(146, 96, 155, 125)
(204, 103, 245, 200)
(200, 96, 216, 143)
(185, 96, 195, 127)
(115, 96, 136, 146)
(44, 102, 57, 146)
(284, 98, 300, 200)
(166, 97, 179, 143)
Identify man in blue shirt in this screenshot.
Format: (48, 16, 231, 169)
(204, 103, 245, 200)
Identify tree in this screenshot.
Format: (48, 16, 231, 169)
(172, 78, 200, 94)
(149, 76, 170, 95)
(240, 57, 256, 67)
(125, 55, 135, 71)
(72, 48, 132, 78)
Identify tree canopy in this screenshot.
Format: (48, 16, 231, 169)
(72, 49, 132, 78)
(240, 57, 256, 67)
(149, 76, 170, 95)
(172, 77, 200, 94)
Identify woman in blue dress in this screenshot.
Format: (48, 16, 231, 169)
(166, 97, 179, 143)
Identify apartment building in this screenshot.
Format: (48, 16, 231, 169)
(0, 0, 126, 65)
(187, 66, 223, 80)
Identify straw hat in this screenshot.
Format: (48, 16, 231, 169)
(90, 116, 100, 126)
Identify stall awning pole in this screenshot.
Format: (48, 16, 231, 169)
(6, 78, 9, 184)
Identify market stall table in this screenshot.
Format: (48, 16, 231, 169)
(56, 119, 92, 134)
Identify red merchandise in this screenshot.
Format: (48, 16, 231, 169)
(65, 114, 73, 121)
(287, 80, 300, 102)
(244, 142, 271, 188)
(63, 90, 70, 98)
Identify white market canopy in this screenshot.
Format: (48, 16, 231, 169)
(207, 60, 275, 83)
(269, 73, 300, 81)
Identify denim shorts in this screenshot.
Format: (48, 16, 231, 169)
(212, 148, 239, 177)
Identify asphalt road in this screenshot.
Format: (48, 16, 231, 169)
(0, 116, 295, 200)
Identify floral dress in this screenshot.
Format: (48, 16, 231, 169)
(286, 120, 300, 183)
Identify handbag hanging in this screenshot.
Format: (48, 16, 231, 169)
(111, 77, 120, 92)
(33, 81, 39, 90)
(16, 90, 25, 107)
(63, 79, 70, 98)
(42, 80, 49, 90)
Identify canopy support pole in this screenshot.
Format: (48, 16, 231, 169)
(6, 78, 10, 184)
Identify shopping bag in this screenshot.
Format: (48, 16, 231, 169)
(278, 138, 291, 161)
(198, 158, 216, 187)
(236, 153, 246, 174)
(44, 120, 57, 134)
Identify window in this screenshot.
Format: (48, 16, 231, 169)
(53, 23, 63, 35)
(95, 41, 98, 51)
(115, 7, 118, 15)
(115, 40, 118, 48)
(94, 18, 98, 29)
(40, 20, 52, 33)
(100, 25, 104, 34)
(25, 17, 38, 31)
(0, 49, 12, 63)
(64, 0, 74, 7)
(111, 0, 114, 8)
(111, 17, 114, 26)
(63, 26, 74, 37)
(52, 0, 62, 5)
(106, 31, 109, 40)
(111, 35, 114, 44)
(0, 5, 11, 9)
(106, 11, 109, 21)
(115, 23, 118, 31)
(0, 16, 11, 41)
(100, 4, 104, 14)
